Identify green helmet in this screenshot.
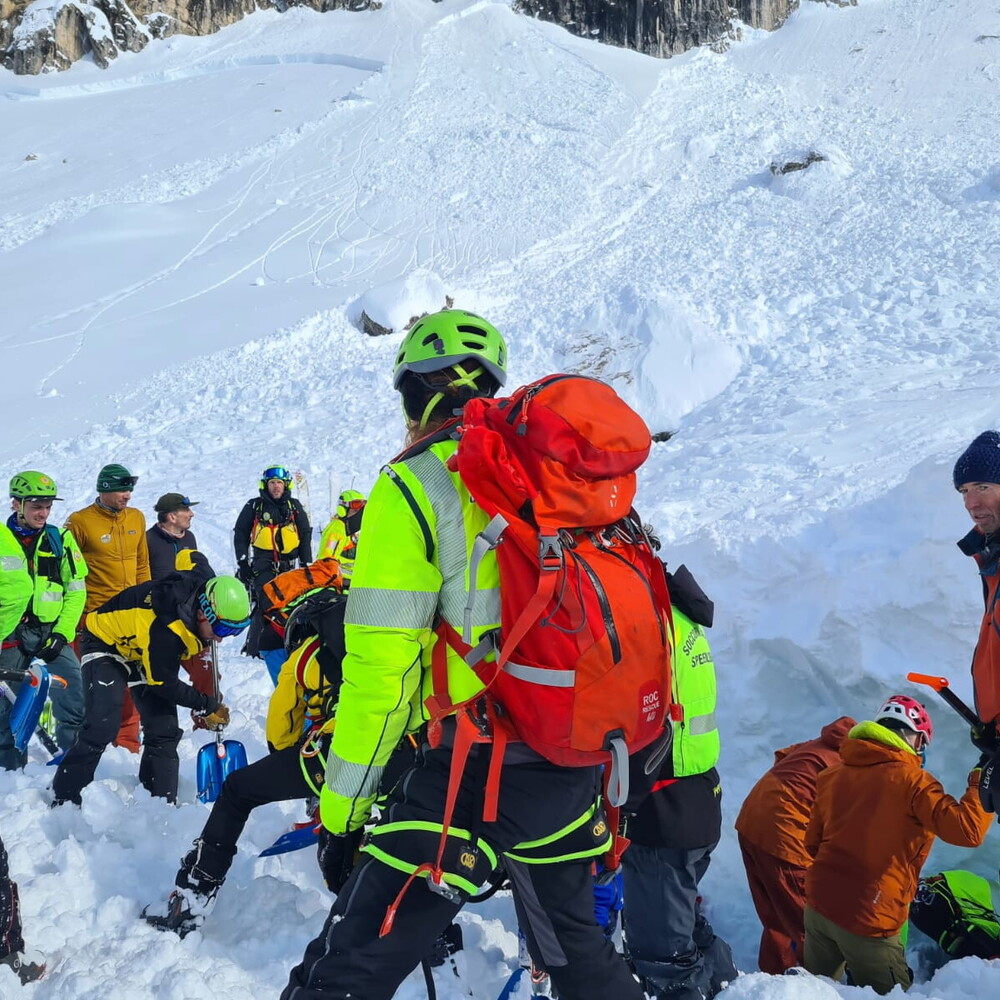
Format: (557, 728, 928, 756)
(10, 471, 62, 501)
(337, 489, 366, 518)
(392, 310, 507, 391)
(203, 575, 251, 624)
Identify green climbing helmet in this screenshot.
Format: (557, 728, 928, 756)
(259, 465, 293, 492)
(9, 471, 62, 501)
(392, 309, 508, 391)
(200, 575, 252, 637)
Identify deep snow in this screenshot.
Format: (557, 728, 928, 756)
(1, 0, 999, 996)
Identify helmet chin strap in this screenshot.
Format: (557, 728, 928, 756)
(416, 364, 486, 429)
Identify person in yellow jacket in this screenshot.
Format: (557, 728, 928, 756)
(64, 463, 150, 753)
(0, 522, 32, 647)
(142, 622, 344, 937)
(0, 523, 33, 640)
(51, 551, 248, 805)
(316, 490, 366, 585)
(281, 310, 644, 1000)
(0, 472, 88, 769)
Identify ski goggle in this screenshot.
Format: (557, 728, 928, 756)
(341, 498, 365, 512)
(263, 466, 292, 483)
(198, 592, 251, 639)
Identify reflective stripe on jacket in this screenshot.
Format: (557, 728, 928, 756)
(320, 438, 500, 833)
(0, 524, 32, 642)
(317, 518, 359, 578)
(21, 526, 89, 641)
(671, 608, 719, 777)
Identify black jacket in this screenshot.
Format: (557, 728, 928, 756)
(233, 493, 312, 568)
(83, 551, 219, 712)
(146, 524, 198, 580)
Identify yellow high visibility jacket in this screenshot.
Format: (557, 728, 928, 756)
(0, 525, 32, 642)
(320, 439, 500, 833)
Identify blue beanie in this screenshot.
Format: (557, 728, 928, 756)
(953, 431, 1000, 489)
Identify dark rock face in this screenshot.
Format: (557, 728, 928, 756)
(732, 0, 799, 31)
(515, 0, 734, 58)
(2, 0, 377, 74)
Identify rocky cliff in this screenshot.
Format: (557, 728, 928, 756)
(514, 0, 857, 58)
(2, 0, 375, 75)
(2, 0, 857, 75)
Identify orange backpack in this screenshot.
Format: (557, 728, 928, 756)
(262, 559, 344, 644)
(381, 375, 674, 931)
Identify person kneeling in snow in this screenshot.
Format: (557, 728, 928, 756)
(51, 551, 249, 806)
(802, 695, 993, 994)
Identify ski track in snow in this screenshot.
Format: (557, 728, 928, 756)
(2, 0, 1000, 996)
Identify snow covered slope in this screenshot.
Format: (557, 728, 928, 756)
(1, 0, 999, 995)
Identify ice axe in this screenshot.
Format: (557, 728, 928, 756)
(195, 643, 248, 804)
(906, 673, 985, 731)
(908, 672, 1000, 815)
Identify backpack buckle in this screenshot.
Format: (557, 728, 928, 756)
(538, 535, 563, 571)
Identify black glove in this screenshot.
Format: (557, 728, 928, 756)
(970, 720, 999, 754)
(236, 558, 253, 588)
(35, 634, 67, 664)
(317, 827, 364, 893)
(979, 751, 999, 813)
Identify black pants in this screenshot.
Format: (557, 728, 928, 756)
(193, 744, 317, 884)
(0, 834, 24, 960)
(52, 656, 183, 804)
(244, 561, 290, 658)
(281, 748, 643, 1000)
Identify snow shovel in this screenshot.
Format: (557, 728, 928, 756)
(196, 643, 248, 804)
(259, 821, 321, 857)
(0, 660, 64, 755)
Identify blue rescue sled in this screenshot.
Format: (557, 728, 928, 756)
(195, 643, 248, 803)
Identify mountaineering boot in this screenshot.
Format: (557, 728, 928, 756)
(141, 838, 230, 937)
(0, 951, 46, 985)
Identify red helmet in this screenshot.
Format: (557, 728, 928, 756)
(875, 695, 933, 745)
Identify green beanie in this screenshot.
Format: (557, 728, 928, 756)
(96, 464, 138, 493)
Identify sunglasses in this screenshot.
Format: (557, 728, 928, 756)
(198, 592, 251, 639)
(263, 467, 291, 482)
(342, 499, 365, 511)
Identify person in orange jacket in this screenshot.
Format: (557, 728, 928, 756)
(954, 431, 1000, 742)
(735, 715, 856, 973)
(802, 695, 992, 994)
(64, 464, 150, 753)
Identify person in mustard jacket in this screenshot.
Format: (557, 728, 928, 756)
(64, 463, 151, 753)
(803, 695, 992, 994)
(281, 310, 643, 1000)
(51, 552, 248, 806)
(735, 715, 856, 973)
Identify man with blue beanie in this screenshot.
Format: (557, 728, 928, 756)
(954, 430, 1000, 807)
